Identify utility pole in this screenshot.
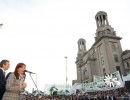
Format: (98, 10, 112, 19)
(64, 56, 68, 94)
(0, 23, 3, 29)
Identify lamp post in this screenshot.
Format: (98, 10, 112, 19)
(0, 23, 3, 29)
(117, 81, 121, 94)
(64, 56, 68, 94)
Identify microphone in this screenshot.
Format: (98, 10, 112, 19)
(24, 70, 36, 74)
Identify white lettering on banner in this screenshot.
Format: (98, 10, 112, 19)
(93, 75, 104, 82)
(75, 71, 124, 92)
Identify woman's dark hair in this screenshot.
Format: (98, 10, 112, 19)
(14, 63, 26, 79)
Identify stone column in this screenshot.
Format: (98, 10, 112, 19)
(96, 19, 99, 28)
(106, 17, 109, 25)
(98, 16, 101, 26)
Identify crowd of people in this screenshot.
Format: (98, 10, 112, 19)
(0, 59, 130, 100)
(20, 87, 130, 100)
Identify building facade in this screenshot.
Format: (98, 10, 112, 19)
(74, 11, 130, 84)
(122, 50, 130, 75)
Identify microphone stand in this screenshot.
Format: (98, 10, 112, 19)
(29, 73, 40, 95)
(36, 74, 37, 87)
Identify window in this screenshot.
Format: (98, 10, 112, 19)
(114, 54, 119, 62)
(103, 15, 106, 20)
(111, 43, 116, 52)
(103, 68, 106, 72)
(106, 29, 111, 34)
(99, 45, 102, 55)
(79, 41, 85, 50)
(83, 68, 88, 79)
(126, 62, 130, 68)
(103, 68, 106, 76)
(81, 41, 84, 45)
(101, 57, 104, 65)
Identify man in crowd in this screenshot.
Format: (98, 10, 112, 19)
(0, 59, 10, 100)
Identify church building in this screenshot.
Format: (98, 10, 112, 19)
(74, 11, 130, 84)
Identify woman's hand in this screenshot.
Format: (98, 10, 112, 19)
(20, 83, 27, 89)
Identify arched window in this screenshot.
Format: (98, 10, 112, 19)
(106, 29, 111, 34)
(103, 68, 106, 76)
(79, 41, 85, 50)
(114, 54, 118, 62)
(126, 62, 130, 68)
(111, 43, 116, 52)
(83, 68, 88, 79)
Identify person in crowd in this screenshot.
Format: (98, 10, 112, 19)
(97, 93, 102, 100)
(109, 93, 116, 100)
(123, 92, 129, 100)
(0, 59, 10, 100)
(2, 63, 27, 100)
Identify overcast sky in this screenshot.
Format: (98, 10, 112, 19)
(0, 0, 130, 92)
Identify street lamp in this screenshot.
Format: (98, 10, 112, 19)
(117, 81, 121, 94)
(64, 56, 68, 94)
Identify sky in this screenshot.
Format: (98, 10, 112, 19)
(0, 0, 130, 92)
